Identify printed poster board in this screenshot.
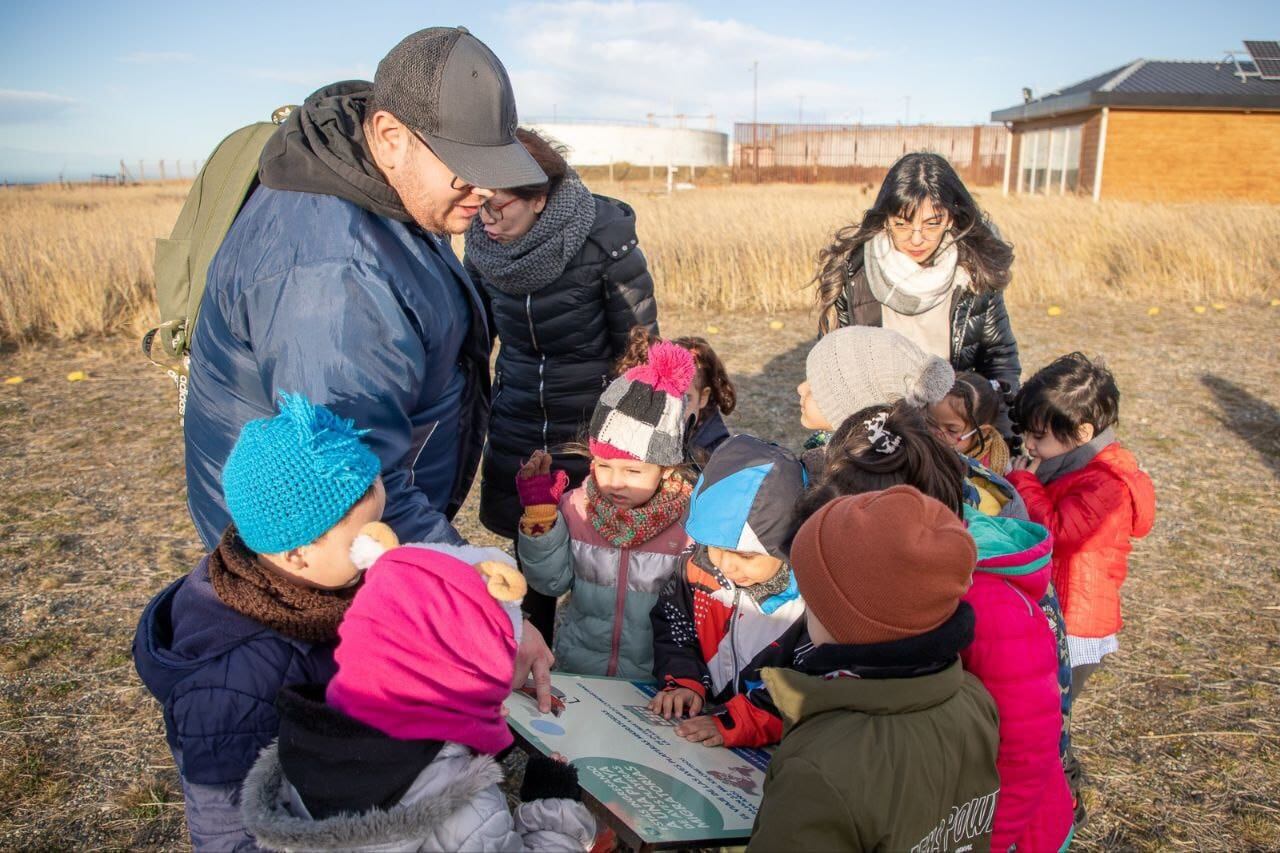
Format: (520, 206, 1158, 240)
(507, 673, 770, 851)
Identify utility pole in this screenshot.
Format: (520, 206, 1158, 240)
(751, 59, 759, 183)
(798, 94, 804, 124)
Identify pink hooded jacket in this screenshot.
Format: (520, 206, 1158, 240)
(962, 508, 1074, 853)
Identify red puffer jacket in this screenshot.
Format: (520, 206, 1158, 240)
(1008, 443, 1155, 638)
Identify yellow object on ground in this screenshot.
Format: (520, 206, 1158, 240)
(4, 376, 23, 385)
(1047, 306, 1063, 316)
(66, 371, 87, 381)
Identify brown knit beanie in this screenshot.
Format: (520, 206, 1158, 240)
(791, 485, 976, 645)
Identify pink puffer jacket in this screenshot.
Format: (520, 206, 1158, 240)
(962, 508, 1073, 853)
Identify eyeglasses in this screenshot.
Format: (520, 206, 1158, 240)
(887, 219, 948, 240)
(480, 197, 520, 222)
(932, 423, 978, 445)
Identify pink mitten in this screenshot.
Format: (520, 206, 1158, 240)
(517, 468, 569, 508)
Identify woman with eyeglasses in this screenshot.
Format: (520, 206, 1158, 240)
(464, 127, 658, 645)
(814, 152, 1021, 427)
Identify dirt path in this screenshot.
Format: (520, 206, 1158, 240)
(1, 302, 1277, 849)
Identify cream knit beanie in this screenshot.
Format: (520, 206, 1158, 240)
(805, 326, 955, 428)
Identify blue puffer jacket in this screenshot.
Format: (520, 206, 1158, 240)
(133, 558, 337, 851)
(183, 82, 490, 550)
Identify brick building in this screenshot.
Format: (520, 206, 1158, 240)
(991, 47, 1280, 202)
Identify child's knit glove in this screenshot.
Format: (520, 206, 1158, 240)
(517, 450, 568, 537)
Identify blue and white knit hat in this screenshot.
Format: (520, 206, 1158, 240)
(686, 435, 808, 560)
(221, 393, 381, 554)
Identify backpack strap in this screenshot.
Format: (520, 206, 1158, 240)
(143, 109, 293, 416)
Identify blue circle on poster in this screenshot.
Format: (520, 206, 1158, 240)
(530, 719, 566, 736)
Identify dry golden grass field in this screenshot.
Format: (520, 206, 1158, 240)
(2, 181, 1279, 342)
(1, 180, 1278, 850)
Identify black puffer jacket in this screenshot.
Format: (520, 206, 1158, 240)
(468, 195, 658, 539)
(835, 253, 1021, 439)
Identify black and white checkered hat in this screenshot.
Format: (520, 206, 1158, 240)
(589, 341, 695, 466)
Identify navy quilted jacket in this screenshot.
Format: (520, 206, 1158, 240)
(182, 82, 490, 551)
(133, 557, 336, 849)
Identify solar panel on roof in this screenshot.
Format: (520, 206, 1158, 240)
(1255, 58, 1280, 79)
(1244, 40, 1280, 79)
(1245, 40, 1280, 59)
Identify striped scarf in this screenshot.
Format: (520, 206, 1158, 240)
(586, 475, 690, 548)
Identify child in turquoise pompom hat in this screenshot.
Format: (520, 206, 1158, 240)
(222, 392, 383, 559)
(133, 393, 386, 850)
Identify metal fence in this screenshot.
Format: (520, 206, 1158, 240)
(732, 123, 1008, 185)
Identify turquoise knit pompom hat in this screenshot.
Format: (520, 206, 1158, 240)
(222, 393, 381, 554)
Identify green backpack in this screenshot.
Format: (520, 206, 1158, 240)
(142, 106, 293, 416)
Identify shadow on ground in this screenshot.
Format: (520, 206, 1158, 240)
(1201, 374, 1280, 480)
(729, 336, 813, 447)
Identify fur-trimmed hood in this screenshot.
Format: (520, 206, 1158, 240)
(241, 741, 502, 851)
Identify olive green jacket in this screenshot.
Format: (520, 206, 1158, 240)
(748, 661, 1001, 853)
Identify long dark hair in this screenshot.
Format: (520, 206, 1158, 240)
(795, 402, 967, 523)
(815, 152, 1014, 333)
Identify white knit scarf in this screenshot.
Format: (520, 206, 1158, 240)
(863, 230, 970, 316)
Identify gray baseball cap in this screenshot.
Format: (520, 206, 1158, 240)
(372, 27, 546, 189)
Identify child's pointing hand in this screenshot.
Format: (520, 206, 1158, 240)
(675, 715, 724, 747)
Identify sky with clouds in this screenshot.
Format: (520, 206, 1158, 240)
(0, 0, 1273, 181)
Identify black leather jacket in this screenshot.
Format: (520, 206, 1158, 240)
(834, 254, 1021, 437)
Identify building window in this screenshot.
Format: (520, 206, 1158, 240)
(1018, 124, 1082, 195)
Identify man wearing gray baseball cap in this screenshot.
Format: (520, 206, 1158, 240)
(372, 27, 546, 192)
(182, 31, 557, 835)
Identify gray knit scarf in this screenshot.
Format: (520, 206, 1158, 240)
(1034, 427, 1116, 484)
(464, 172, 597, 295)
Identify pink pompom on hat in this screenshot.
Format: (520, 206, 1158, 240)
(588, 340, 695, 466)
(325, 546, 517, 754)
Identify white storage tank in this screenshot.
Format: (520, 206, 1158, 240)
(526, 123, 729, 167)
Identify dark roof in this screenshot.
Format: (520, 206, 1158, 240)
(992, 57, 1280, 122)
